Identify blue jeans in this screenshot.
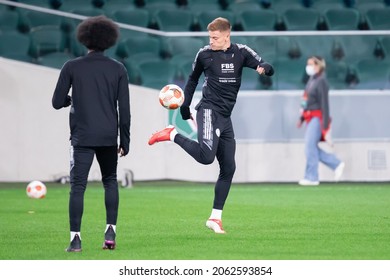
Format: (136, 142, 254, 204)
(304, 117, 341, 181)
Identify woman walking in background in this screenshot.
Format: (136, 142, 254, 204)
(297, 56, 345, 186)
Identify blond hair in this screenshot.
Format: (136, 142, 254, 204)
(207, 17, 231, 32)
(310, 55, 326, 70)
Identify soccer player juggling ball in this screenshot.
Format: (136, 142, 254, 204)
(149, 17, 274, 234)
(52, 16, 131, 252)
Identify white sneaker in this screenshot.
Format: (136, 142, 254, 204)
(206, 219, 226, 234)
(298, 179, 319, 186)
(335, 162, 345, 181)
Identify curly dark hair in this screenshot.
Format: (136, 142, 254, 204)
(76, 15, 119, 51)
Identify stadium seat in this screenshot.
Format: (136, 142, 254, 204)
(270, 0, 307, 14)
(186, 0, 222, 15)
(365, 8, 390, 30)
(282, 8, 321, 30)
(28, 25, 66, 58)
(309, 0, 346, 11)
(332, 35, 379, 62)
(249, 36, 278, 62)
(226, 1, 262, 14)
(102, 0, 136, 12)
(354, 58, 390, 89)
(20, 10, 64, 32)
(240, 67, 263, 90)
(154, 9, 194, 31)
(324, 8, 360, 30)
(239, 9, 277, 31)
(380, 36, 390, 59)
(17, 0, 52, 8)
(273, 57, 307, 90)
(0, 31, 32, 62)
(37, 51, 75, 69)
(112, 9, 150, 39)
(354, 1, 386, 14)
(123, 54, 163, 84)
(116, 35, 161, 59)
(0, 9, 20, 33)
(196, 10, 234, 31)
(293, 36, 335, 61)
(326, 60, 350, 89)
(161, 36, 204, 59)
(57, 0, 95, 11)
(137, 60, 178, 89)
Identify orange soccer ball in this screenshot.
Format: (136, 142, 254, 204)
(158, 84, 185, 110)
(26, 180, 47, 199)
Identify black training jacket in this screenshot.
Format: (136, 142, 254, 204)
(183, 43, 274, 117)
(52, 51, 131, 154)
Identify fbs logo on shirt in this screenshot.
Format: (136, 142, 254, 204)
(221, 63, 234, 73)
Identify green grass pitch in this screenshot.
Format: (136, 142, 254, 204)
(0, 181, 389, 260)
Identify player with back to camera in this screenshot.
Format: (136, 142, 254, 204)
(148, 17, 274, 234)
(52, 16, 131, 252)
(297, 56, 345, 186)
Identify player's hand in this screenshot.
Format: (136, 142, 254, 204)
(64, 95, 72, 107)
(180, 106, 191, 120)
(118, 147, 127, 157)
(258, 63, 274, 76)
(256, 65, 265, 75)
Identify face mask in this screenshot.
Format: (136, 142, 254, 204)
(305, 65, 316, 76)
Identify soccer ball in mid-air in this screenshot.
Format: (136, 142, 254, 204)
(26, 180, 47, 199)
(159, 84, 185, 110)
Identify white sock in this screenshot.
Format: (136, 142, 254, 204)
(70, 231, 80, 241)
(105, 224, 116, 233)
(209, 209, 222, 220)
(170, 128, 178, 141)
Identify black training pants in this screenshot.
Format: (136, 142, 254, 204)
(69, 146, 119, 232)
(175, 106, 236, 210)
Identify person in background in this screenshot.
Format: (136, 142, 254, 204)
(52, 16, 131, 252)
(148, 17, 274, 234)
(297, 56, 344, 186)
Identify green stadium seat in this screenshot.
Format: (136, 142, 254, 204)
(324, 8, 360, 30)
(273, 57, 307, 90)
(354, 58, 390, 89)
(293, 36, 335, 61)
(354, 1, 386, 13)
(20, 10, 64, 32)
(326, 60, 350, 89)
(282, 8, 321, 30)
(0, 9, 20, 32)
(102, 0, 136, 12)
(58, 0, 95, 11)
(310, 0, 346, 10)
(161, 37, 204, 59)
(196, 10, 234, 31)
(365, 8, 390, 30)
(239, 9, 277, 31)
(17, 0, 52, 8)
(123, 55, 163, 84)
(116, 35, 161, 59)
(248, 36, 278, 62)
(0, 31, 32, 62)
(137, 60, 178, 89)
(37, 51, 75, 69)
(227, 2, 262, 14)
(154, 9, 194, 31)
(380, 36, 390, 59)
(112, 9, 150, 39)
(332, 35, 378, 62)
(28, 25, 66, 58)
(270, 0, 306, 14)
(240, 67, 263, 90)
(186, 0, 222, 15)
